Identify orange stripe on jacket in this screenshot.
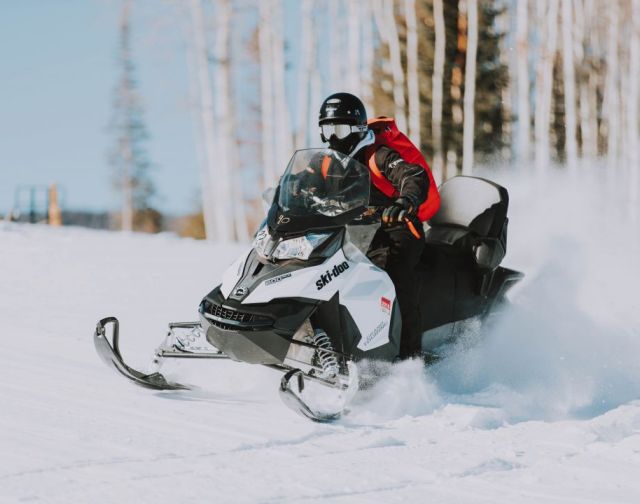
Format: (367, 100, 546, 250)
(365, 146, 399, 198)
(321, 156, 332, 180)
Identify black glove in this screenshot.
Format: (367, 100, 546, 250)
(381, 197, 415, 226)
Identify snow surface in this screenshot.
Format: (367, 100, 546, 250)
(2, 167, 640, 503)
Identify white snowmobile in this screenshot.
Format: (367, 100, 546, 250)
(94, 148, 522, 421)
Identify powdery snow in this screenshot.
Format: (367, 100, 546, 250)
(1, 167, 640, 503)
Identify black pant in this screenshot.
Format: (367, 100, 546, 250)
(366, 220, 425, 358)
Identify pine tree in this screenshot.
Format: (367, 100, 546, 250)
(109, 0, 161, 233)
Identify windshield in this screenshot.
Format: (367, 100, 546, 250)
(277, 149, 370, 218)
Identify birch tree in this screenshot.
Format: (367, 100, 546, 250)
(328, 0, 343, 92)
(271, 0, 293, 176)
(627, 0, 639, 218)
(211, 0, 237, 241)
(347, 0, 361, 96)
(184, 10, 214, 240)
(575, 0, 596, 160)
(404, 0, 420, 146)
(188, 0, 231, 241)
(259, 0, 276, 188)
(462, 0, 478, 175)
(515, 0, 531, 165)
(361, 1, 375, 115)
(534, 0, 559, 174)
(603, 2, 620, 172)
(561, 0, 578, 171)
(295, 0, 314, 149)
(431, 0, 446, 182)
(212, 0, 248, 241)
(373, 0, 407, 132)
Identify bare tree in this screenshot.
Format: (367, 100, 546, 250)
(271, 0, 293, 176)
(431, 0, 446, 182)
(373, 0, 407, 132)
(515, 0, 531, 165)
(296, 0, 314, 149)
(534, 0, 559, 174)
(561, 0, 578, 171)
(361, 1, 376, 115)
(627, 0, 639, 218)
(328, 0, 344, 92)
(603, 1, 620, 172)
(575, 0, 593, 159)
(259, 0, 276, 189)
(404, 0, 420, 146)
(188, 0, 232, 241)
(462, 0, 478, 175)
(212, 0, 248, 241)
(347, 0, 361, 96)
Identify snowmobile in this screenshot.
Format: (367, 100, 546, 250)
(94, 148, 523, 421)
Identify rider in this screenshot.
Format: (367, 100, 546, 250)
(316, 92, 436, 359)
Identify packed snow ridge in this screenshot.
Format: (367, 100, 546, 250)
(1, 166, 639, 503)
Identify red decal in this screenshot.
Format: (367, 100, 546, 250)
(381, 297, 391, 314)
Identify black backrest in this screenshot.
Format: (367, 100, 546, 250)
(423, 176, 510, 273)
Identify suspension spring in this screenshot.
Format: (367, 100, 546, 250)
(312, 329, 339, 378)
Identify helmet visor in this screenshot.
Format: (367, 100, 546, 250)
(320, 123, 366, 140)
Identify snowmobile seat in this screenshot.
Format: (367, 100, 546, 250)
(424, 175, 508, 272)
(417, 176, 510, 331)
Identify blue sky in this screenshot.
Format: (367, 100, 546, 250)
(0, 0, 200, 215)
(0, 0, 341, 217)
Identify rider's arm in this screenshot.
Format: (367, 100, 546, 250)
(374, 146, 430, 209)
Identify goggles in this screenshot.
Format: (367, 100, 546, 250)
(320, 123, 367, 140)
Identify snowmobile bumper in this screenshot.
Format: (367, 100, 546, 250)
(198, 292, 317, 366)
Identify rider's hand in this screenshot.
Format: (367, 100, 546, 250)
(382, 197, 415, 226)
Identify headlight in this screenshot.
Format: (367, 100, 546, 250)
(253, 226, 332, 261)
(253, 225, 272, 257)
(272, 232, 332, 260)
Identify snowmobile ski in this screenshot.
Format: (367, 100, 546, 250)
(94, 317, 190, 391)
(279, 369, 344, 422)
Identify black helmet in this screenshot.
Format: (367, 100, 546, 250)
(318, 92, 368, 154)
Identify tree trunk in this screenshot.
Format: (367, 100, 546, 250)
(361, 0, 375, 115)
(373, 0, 407, 132)
(189, 0, 230, 240)
(184, 10, 214, 240)
(628, 0, 639, 220)
(516, 0, 531, 166)
(211, 0, 237, 242)
(347, 0, 361, 96)
(561, 0, 578, 171)
(328, 0, 343, 92)
(295, 0, 314, 149)
(534, 0, 559, 174)
(404, 0, 420, 146)
(431, 0, 446, 183)
(462, 0, 478, 175)
(604, 1, 619, 172)
(271, 0, 293, 176)
(259, 0, 276, 189)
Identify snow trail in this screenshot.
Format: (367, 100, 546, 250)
(2, 164, 640, 502)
